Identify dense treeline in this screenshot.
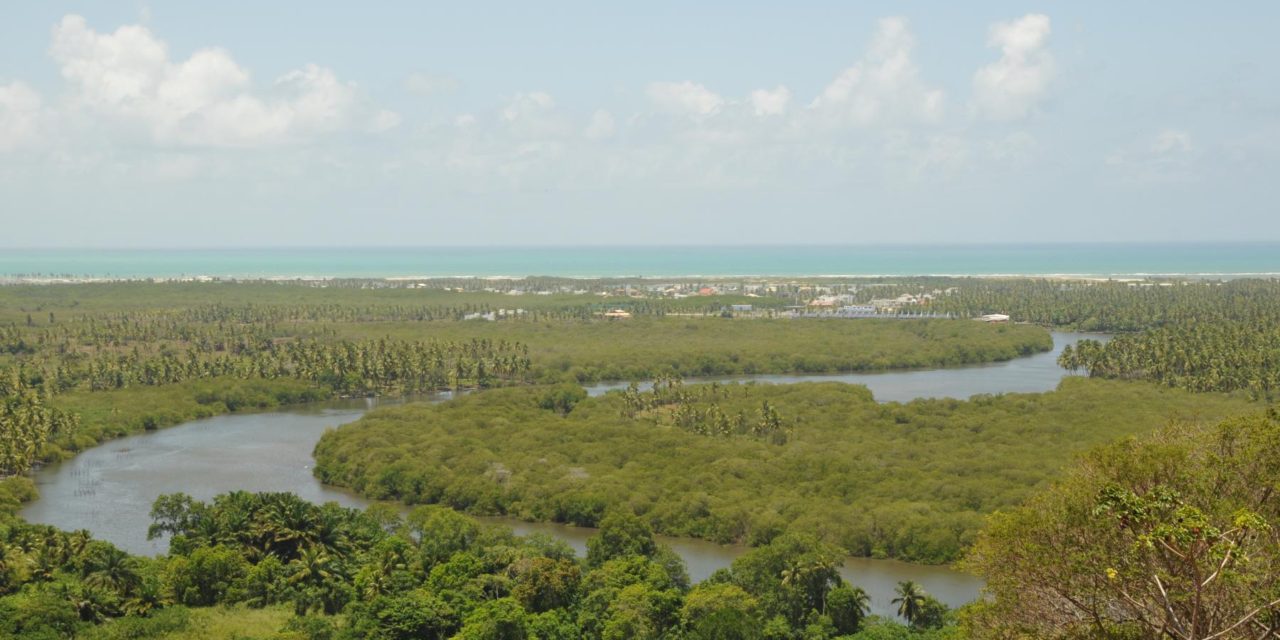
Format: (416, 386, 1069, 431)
(966, 411, 1280, 639)
(3, 316, 1049, 393)
(1059, 322, 1280, 399)
(0, 281, 782, 328)
(313, 378, 1256, 564)
(8, 276, 1280, 334)
(0, 490, 949, 639)
(349, 318, 1050, 384)
(3, 333, 530, 398)
(859, 277, 1280, 400)
(1, 285, 1049, 394)
(854, 278, 1280, 332)
(0, 374, 78, 476)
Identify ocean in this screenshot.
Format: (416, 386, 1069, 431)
(2, 244, 1279, 280)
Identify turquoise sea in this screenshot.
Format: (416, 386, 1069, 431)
(2, 244, 1279, 279)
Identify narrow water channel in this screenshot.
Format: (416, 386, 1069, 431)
(21, 331, 1107, 618)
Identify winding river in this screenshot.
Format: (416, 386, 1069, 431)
(21, 331, 1106, 618)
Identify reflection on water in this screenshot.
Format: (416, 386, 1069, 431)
(23, 332, 1105, 617)
(586, 331, 1109, 402)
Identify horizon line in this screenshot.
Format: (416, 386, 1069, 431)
(5, 240, 1280, 252)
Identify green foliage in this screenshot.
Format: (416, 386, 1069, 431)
(0, 491, 943, 639)
(313, 378, 1255, 563)
(0, 477, 38, 515)
(343, 589, 456, 639)
(586, 510, 659, 567)
(164, 545, 249, 606)
(0, 373, 78, 476)
(454, 597, 529, 640)
(1062, 322, 1280, 399)
(80, 605, 191, 639)
(825, 583, 871, 635)
(538, 383, 588, 416)
(897, 277, 1280, 332)
(680, 582, 762, 639)
(0, 588, 84, 638)
(966, 411, 1280, 639)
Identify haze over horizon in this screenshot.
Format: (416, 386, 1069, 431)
(3, 2, 1279, 248)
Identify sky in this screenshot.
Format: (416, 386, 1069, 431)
(1, 2, 1278, 248)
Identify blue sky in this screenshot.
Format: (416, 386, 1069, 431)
(1, 2, 1278, 247)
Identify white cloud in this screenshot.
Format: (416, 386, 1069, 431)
(808, 17, 944, 126)
(882, 131, 968, 179)
(499, 92, 572, 139)
(971, 14, 1053, 121)
(0, 81, 45, 152)
(501, 92, 555, 123)
(1106, 129, 1198, 182)
(646, 81, 724, 117)
(584, 109, 616, 139)
(48, 14, 367, 147)
(750, 86, 791, 117)
(1150, 129, 1192, 154)
(369, 109, 402, 133)
(403, 71, 460, 96)
(454, 113, 478, 128)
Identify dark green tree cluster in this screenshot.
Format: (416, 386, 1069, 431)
(0, 372, 79, 476)
(5, 336, 531, 398)
(622, 379, 791, 444)
(1059, 322, 1280, 399)
(1, 491, 946, 639)
(860, 277, 1280, 332)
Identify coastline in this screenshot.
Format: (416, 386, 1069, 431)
(4, 243, 1279, 283)
(4, 271, 1280, 285)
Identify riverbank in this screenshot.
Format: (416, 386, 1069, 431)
(19, 399, 981, 617)
(13, 331, 1095, 615)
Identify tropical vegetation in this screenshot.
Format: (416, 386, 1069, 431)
(1, 489, 949, 639)
(313, 377, 1256, 564)
(965, 410, 1280, 639)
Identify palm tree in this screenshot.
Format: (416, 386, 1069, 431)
(82, 543, 142, 596)
(892, 580, 927, 626)
(848, 586, 871, 616)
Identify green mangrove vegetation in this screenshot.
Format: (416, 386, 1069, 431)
(312, 377, 1256, 564)
(6, 277, 1280, 638)
(0, 280, 1049, 477)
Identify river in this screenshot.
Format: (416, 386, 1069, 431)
(21, 331, 1106, 618)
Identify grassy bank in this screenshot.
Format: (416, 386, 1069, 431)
(41, 378, 330, 463)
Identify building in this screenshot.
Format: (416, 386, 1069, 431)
(836, 305, 878, 316)
(978, 313, 1010, 323)
(603, 309, 632, 320)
